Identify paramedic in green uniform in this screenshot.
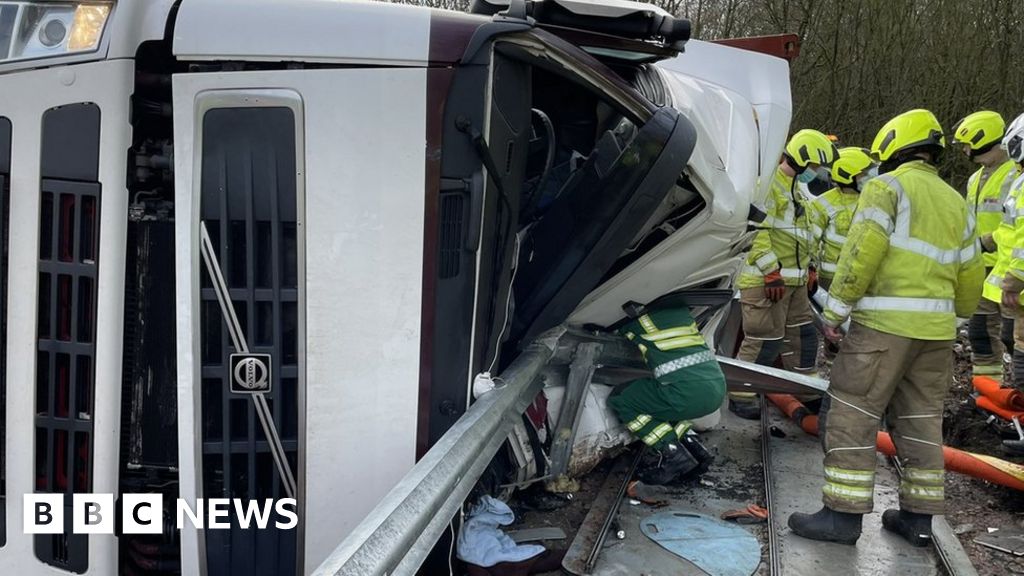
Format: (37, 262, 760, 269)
(609, 305, 726, 485)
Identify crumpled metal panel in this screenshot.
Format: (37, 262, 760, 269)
(717, 356, 829, 395)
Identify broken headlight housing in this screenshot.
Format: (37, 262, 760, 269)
(0, 2, 113, 64)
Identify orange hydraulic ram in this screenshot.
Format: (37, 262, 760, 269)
(766, 393, 1024, 492)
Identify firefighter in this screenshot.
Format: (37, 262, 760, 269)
(807, 134, 842, 197)
(954, 111, 1020, 381)
(809, 147, 878, 363)
(810, 147, 878, 292)
(730, 129, 838, 420)
(609, 305, 726, 485)
(788, 109, 985, 547)
(999, 113, 1024, 384)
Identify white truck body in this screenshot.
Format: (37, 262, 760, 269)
(0, 1, 791, 574)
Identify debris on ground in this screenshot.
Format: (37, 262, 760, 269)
(508, 528, 567, 543)
(720, 504, 769, 525)
(457, 496, 548, 568)
(944, 333, 1024, 574)
(640, 511, 761, 576)
(954, 523, 975, 535)
(626, 480, 669, 507)
(974, 528, 1024, 556)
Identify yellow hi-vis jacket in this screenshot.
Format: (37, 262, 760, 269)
(983, 173, 1024, 303)
(968, 159, 1019, 267)
(809, 187, 860, 280)
(823, 161, 985, 340)
(1004, 172, 1024, 284)
(738, 168, 815, 288)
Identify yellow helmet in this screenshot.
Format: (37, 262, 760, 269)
(785, 129, 838, 169)
(953, 110, 1005, 154)
(871, 109, 946, 162)
(831, 147, 874, 185)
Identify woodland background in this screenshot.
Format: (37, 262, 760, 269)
(381, 0, 1024, 185)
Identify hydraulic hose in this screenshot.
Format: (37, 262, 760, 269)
(766, 393, 1024, 492)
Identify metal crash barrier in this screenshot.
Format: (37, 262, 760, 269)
(312, 329, 563, 576)
(312, 325, 829, 576)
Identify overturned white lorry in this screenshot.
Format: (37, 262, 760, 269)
(0, 0, 791, 574)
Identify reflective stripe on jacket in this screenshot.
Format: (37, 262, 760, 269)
(1005, 172, 1024, 283)
(809, 187, 860, 278)
(968, 160, 1018, 267)
(738, 168, 815, 288)
(618, 307, 721, 385)
(983, 173, 1024, 303)
(823, 161, 985, 340)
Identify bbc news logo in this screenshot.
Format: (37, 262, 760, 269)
(24, 494, 298, 534)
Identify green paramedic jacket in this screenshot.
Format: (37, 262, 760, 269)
(822, 161, 985, 340)
(618, 307, 726, 416)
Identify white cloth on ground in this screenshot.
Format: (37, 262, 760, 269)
(456, 496, 546, 568)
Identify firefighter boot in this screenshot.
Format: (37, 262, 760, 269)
(639, 443, 699, 486)
(881, 509, 932, 547)
(787, 506, 863, 545)
(677, 431, 714, 480)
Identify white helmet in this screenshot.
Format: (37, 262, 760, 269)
(1004, 112, 1024, 164)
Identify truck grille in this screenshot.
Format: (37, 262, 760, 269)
(34, 102, 101, 573)
(199, 106, 299, 576)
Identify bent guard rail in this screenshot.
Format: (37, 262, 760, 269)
(311, 327, 832, 575)
(312, 333, 561, 576)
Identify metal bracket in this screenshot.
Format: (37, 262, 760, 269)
(546, 342, 603, 489)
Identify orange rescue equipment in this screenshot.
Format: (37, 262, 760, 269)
(766, 393, 1024, 492)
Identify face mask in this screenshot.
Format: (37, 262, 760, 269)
(815, 166, 831, 180)
(797, 167, 817, 184)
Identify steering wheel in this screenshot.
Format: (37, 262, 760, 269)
(521, 108, 556, 222)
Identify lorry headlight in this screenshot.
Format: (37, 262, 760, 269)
(39, 18, 67, 47)
(68, 3, 110, 50)
(0, 2, 112, 63)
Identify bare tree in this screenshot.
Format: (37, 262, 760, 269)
(376, 0, 1024, 182)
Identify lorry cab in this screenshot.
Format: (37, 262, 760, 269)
(0, 1, 791, 574)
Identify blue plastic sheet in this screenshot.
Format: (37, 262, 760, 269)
(640, 511, 760, 576)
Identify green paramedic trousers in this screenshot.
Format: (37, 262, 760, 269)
(610, 306, 726, 449)
(608, 372, 724, 449)
(820, 322, 948, 515)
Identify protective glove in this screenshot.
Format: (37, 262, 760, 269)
(806, 266, 818, 296)
(764, 269, 785, 302)
(1003, 274, 1024, 310)
(980, 234, 997, 253)
(823, 325, 844, 344)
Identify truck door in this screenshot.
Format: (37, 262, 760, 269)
(172, 68, 430, 575)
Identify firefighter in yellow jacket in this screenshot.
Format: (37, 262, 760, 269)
(954, 111, 1020, 380)
(810, 147, 878, 292)
(998, 113, 1024, 384)
(730, 129, 838, 420)
(789, 109, 985, 547)
(808, 148, 878, 363)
